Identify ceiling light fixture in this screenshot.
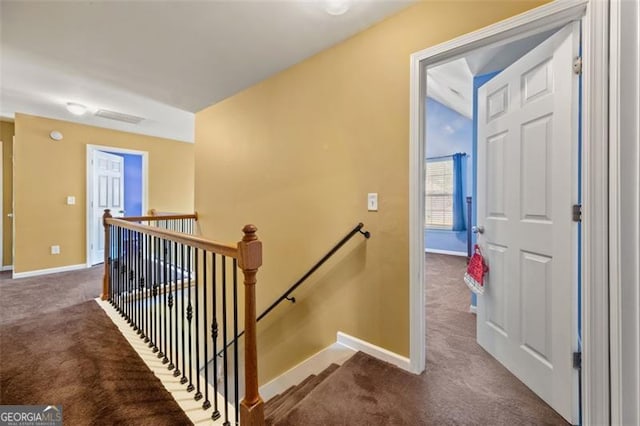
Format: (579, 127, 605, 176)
(66, 102, 87, 116)
(325, 0, 350, 16)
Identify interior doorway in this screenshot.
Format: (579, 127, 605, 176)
(86, 145, 148, 266)
(421, 21, 582, 424)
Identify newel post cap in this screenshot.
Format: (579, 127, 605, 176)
(239, 225, 262, 271)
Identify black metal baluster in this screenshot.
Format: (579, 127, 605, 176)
(109, 226, 114, 304)
(121, 227, 126, 316)
(161, 239, 169, 364)
(233, 258, 239, 424)
(202, 250, 211, 410)
(158, 239, 166, 358)
(149, 237, 160, 353)
(130, 229, 134, 326)
(135, 231, 140, 334)
(152, 236, 159, 352)
(168, 241, 176, 372)
(138, 232, 146, 339)
(117, 227, 122, 313)
(194, 248, 202, 401)
(127, 229, 132, 324)
(144, 235, 153, 343)
(123, 229, 128, 320)
(180, 244, 188, 385)
(187, 246, 194, 392)
(162, 240, 175, 370)
(211, 253, 220, 421)
(173, 241, 180, 377)
(222, 255, 230, 426)
(141, 234, 145, 342)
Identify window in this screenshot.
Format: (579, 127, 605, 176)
(425, 158, 453, 228)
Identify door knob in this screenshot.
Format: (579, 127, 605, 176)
(472, 225, 485, 234)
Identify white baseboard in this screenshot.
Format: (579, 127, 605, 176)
(337, 331, 412, 373)
(424, 248, 467, 257)
(12, 263, 87, 279)
(259, 342, 356, 401)
(469, 304, 477, 314)
(1, 265, 13, 272)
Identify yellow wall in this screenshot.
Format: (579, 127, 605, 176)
(195, 0, 547, 383)
(0, 120, 14, 267)
(13, 114, 195, 273)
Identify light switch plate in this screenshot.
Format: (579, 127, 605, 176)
(67, 196, 76, 205)
(368, 193, 378, 211)
(51, 245, 60, 255)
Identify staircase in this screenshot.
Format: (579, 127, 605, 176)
(264, 363, 341, 425)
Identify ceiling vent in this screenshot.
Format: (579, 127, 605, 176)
(95, 109, 145, 124)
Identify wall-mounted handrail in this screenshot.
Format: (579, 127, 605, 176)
(218, 222, 370, 355)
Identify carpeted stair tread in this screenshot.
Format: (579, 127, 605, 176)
(266, 363, 341, 425)
(265, 373, 317, 421)
(273, 351, 423, 425)
(264, 385, 298, 418)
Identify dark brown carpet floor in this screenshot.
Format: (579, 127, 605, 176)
(0, 271, 192, 425)
(0, 266, 103, 325)
(274, 254, 569, 425)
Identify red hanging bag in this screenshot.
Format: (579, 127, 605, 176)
(465, 244, 489, 295)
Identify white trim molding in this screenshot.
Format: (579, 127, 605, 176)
(337, 331, 411, 372)
(12, 263, 86, 279)
(609, 0, 640, 424)
(425, 248, 467, 257)
(1, 265, 13, 272)
(581, 1, 611, 424)
(409, 0, 610, 423)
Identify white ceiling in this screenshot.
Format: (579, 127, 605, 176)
(0, 0, 412, 142)
(427, 28, 558, 119)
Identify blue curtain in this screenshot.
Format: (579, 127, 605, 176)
(452, 153, 466, 231)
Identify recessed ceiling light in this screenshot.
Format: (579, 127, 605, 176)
(325, 0, 350, 15)
(66, 102, 87, 116)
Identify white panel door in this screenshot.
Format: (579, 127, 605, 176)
(477, 23, 579, 423)
(91, 151, 124, 265)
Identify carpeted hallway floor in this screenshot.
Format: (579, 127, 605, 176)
(0, 268, 193, 425)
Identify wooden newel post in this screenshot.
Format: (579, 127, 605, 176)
(101, 209, 113, 301)
(238, 224, 265, 426)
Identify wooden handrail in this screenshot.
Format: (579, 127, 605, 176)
(105, 216, 237, 258)
(119, 213, 198, 222)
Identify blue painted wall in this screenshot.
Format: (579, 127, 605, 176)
(470, 70, 501, 308)
(424, 97, 472, 253)
(105, 151, 143, 217)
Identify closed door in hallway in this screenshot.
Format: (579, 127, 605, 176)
(476, 22, 580, 423)
(91, 150, 124, 265)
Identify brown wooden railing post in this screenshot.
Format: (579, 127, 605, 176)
(238, 224, 265, 426)
(101, 209, 113, 301)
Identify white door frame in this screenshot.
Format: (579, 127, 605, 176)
(86, 144, 149, 267)
(409, 0, 611, 424)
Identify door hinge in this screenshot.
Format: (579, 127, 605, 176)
(573, 351, 582, 369)
(573, 57, 582, 75)
(572, 204, 582, 222)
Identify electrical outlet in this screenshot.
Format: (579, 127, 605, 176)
(51, 245, 60, 255)
(67, 196, 76, 205)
